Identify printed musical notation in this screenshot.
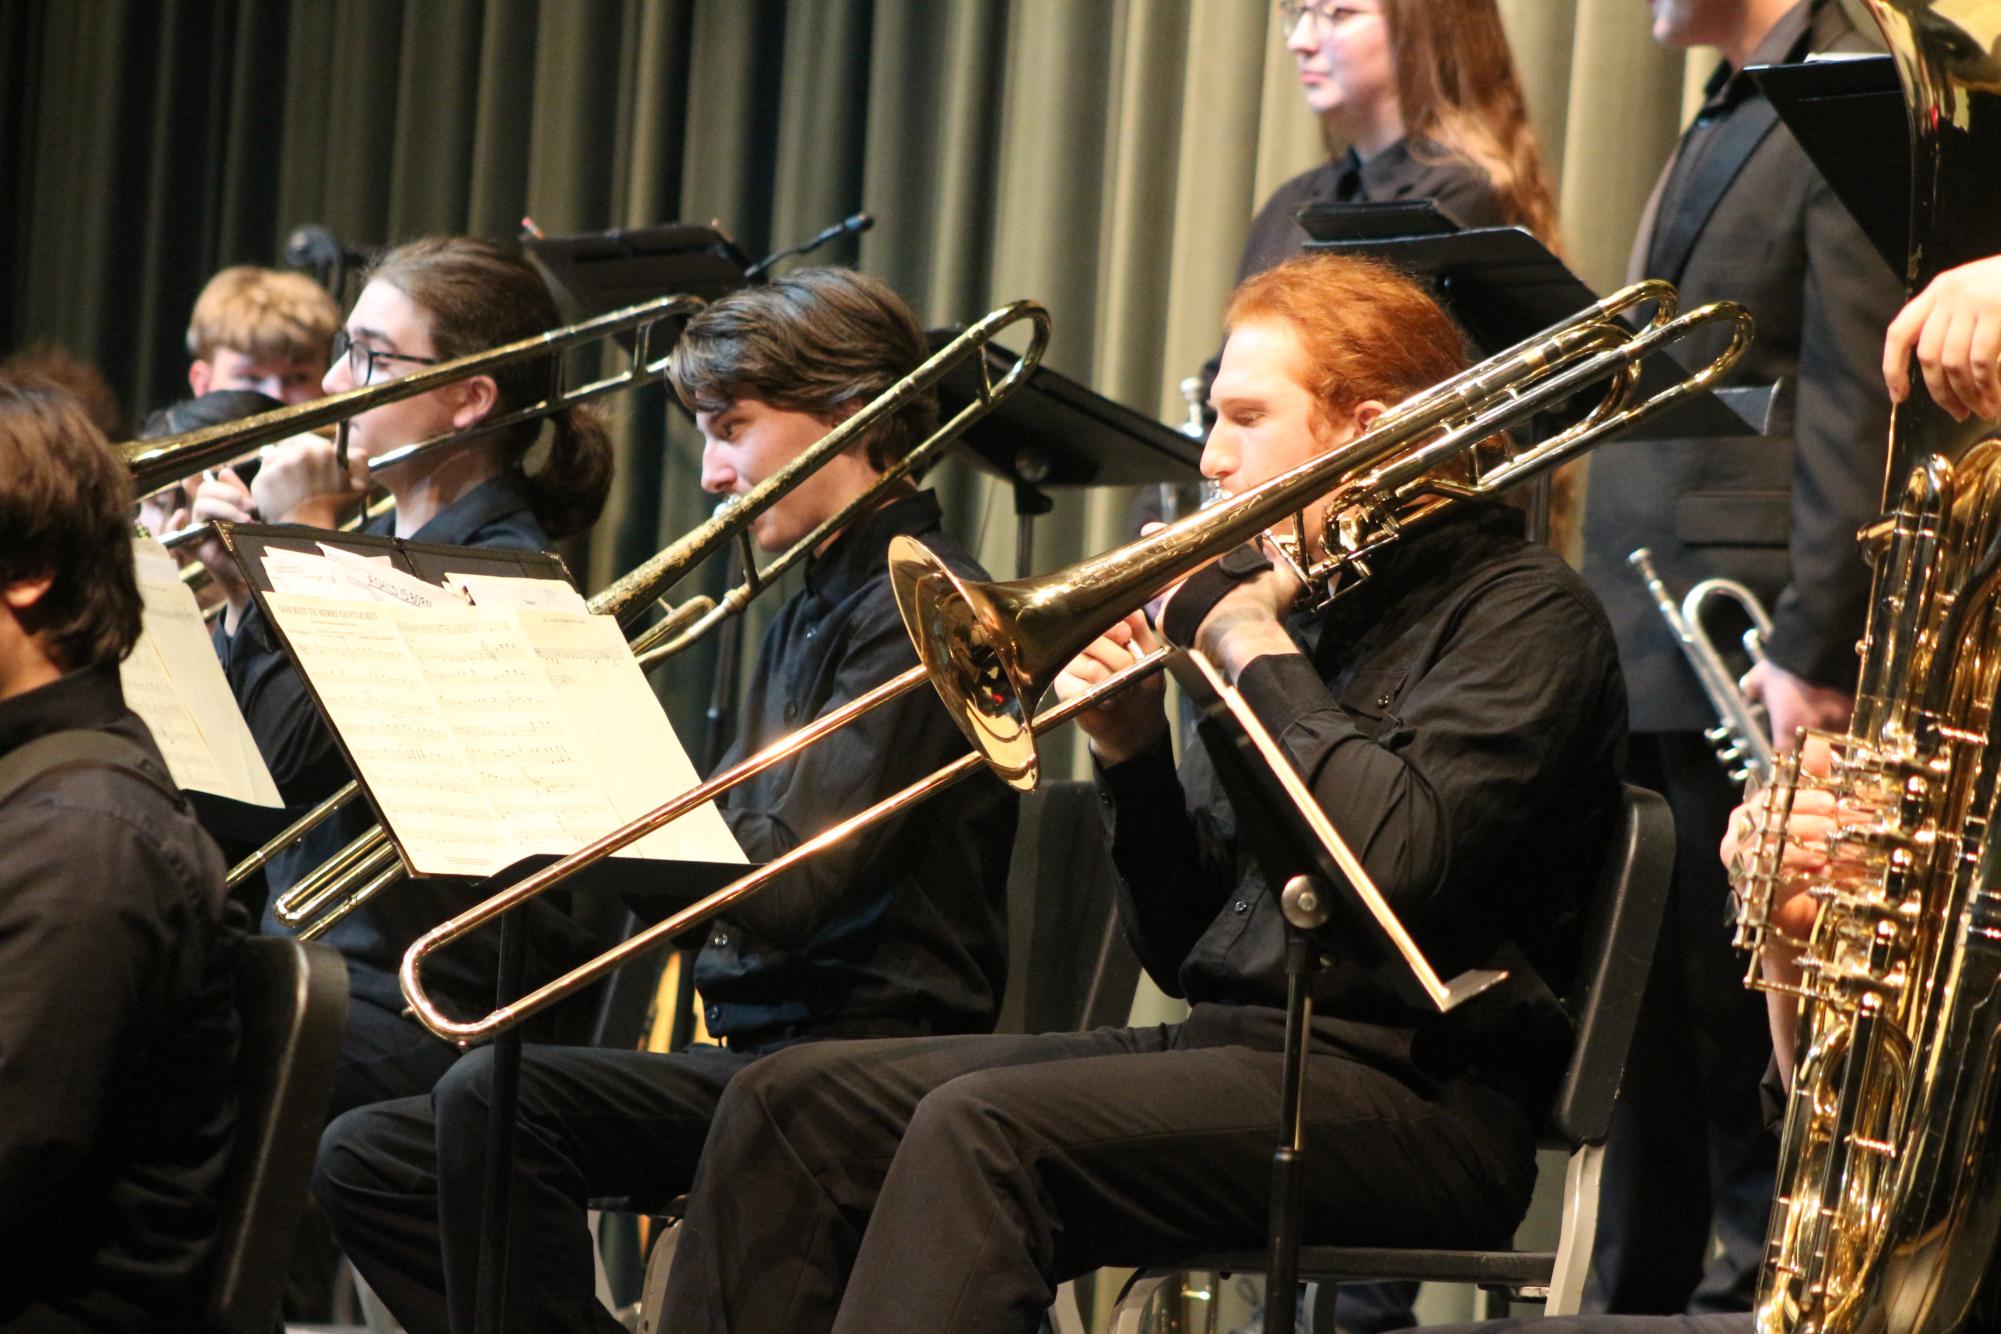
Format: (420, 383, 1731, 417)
(119, 540, 283, 806)
(261, 589, 742, 878)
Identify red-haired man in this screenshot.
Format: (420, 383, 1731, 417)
(650, 252, 1630, 1334)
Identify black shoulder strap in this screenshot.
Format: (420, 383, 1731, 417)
(0, 729, 181, 809)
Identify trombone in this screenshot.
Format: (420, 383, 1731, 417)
(255, 299, 1054, 937)
(397, 280, 1755, 1046)
(128, 290, 710, 535)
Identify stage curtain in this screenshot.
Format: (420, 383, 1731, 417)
(1, 0, 1698, 739)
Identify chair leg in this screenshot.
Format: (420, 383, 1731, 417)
(1108, 1273, 1176, 1334)
(1544, 1142, 1605, 1316)
(634, 1221, 683, 1334)
(1045, 1280, 1092, 1334)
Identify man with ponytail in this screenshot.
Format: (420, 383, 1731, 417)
(185, 236, 614, 1114)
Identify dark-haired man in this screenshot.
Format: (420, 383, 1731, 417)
(313, 267, 1018, 1334)
(0, 375, 242, 1332)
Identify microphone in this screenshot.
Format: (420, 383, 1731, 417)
(745, 211, 874, 281)
(284, 224, 366, 272)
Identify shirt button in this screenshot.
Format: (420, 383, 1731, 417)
(804, 626, 815, 639)
(705, 1004, 719, 1022)
(713, 931, 729, 947)
(784, 702, 799, 721)
(1376, 693, 1392, 709)
(1234, 900, 1249, 914)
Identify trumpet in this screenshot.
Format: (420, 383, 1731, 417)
(1628, 548, 1774, 785)
(396, 280, 1754, 1045)
(258, 300, 1054, 937)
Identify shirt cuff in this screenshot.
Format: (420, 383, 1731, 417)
(1232, 650, 1342, 739)
(1092, 730, 1180, 829)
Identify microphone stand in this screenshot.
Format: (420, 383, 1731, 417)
(745, 212, 874, 282)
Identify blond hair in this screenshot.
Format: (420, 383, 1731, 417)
(185, 266, 340, 365)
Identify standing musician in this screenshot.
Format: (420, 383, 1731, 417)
(1576, 0, 1906, 1314)
(312, 267, 1019, 1334)
(1385, 252, 2001, 1334)
(1251, 0, 1558, 270)
(647, 252, 1627, 1334)
(0, 375, 243, 1332)
(184, 235, 615, 1113)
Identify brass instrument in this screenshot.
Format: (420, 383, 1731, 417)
(1729, 3, 2001, 1330)
(395, 281, 1752, 1045)
(1628, 547, 1775, 785)
(124, 291, 707, 500)
(260, 300, 1054, 937)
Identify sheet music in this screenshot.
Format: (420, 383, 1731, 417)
(513, 610, 744, 864)
(120, 541, 283, 806)
(261, 591, 741, 877)
(447, 571, 591, 613)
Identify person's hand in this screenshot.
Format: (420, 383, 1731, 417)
(186, 466, 258, 624)
(1184, 539, 1306, 681)
(1051, 610, 1168, 766)
(1883, 255, 2001, 421)
(250, 432, 369, 529)
(1742, 658, 1850, 753)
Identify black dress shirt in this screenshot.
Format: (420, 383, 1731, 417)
(0, 667, 241, 1332)
(1234, 139, 1509, 284)
(688, 489, 1019, 1048)
(214, 472, 591, 1018)
(1100, 505, 1626, 1113)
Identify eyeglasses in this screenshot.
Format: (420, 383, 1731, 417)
(1278, 1, 1378, 31)
(330, 328, 440, 387)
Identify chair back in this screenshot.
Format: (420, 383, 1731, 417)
(206, 936, 349, 1334)
(996, 780, 1142, 1036)
(1547, 783, 1675, 1148)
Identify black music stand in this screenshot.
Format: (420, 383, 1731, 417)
(1750, 54, 1909, 273)
(1167, 648, 1506, 1334)
(926, 330, 1204, 577)
(526, 223, 754, 322)
(219, 524, 739, 1334)
(1300, 206, 1779, 443)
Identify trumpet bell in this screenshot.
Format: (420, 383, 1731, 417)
(890, 535, 1041, 791)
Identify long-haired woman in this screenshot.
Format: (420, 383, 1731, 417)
(188, 235, 612, 1114)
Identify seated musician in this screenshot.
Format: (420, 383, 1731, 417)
(184, 263, 339, 404)
(644, 252, 1627, 1334)
(184, 235, 615, 1112)
(0, 375, 242, 1332)
(312, 266, 1019, 1334)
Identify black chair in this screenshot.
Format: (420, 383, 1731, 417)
(205, 935, 349, 1334)
(1111, 783, 1675, 1328)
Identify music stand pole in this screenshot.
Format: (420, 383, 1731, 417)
(474, 912, 528, 1334)
(1267, 875, 1330, 1334)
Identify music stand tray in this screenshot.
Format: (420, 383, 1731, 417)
(1751, 54, 1907, 273)
(1300, 207, 1777, 441)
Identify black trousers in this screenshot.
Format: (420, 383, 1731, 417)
(331, 994, 464, 1117)
(1588, 732, 1777, 1314)
(657, 1006, 1538, 1334)
(315, 1040, 758, 1334)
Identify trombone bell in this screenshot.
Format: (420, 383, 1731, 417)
(890, 539, 1040, 791)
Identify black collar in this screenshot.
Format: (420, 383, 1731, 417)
(367, 471, 539, 546)
(802, 488, 943, 605)
(1695, 0, 1819, 124)
(0, 664, 128, 757)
